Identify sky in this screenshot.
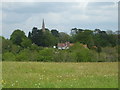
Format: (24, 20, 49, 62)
(1, 1, 118, 39)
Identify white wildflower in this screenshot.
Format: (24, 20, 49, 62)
(35, 84, 37, 86)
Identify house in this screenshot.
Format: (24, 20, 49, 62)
(57, 42, 70, 50)
(57, 42, 88, 50)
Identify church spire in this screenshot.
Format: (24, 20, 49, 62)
(42, 19, 45, 32)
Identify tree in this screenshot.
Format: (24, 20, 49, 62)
(93, 30, 110, 47)
(87, 35, 94, 49)
(59, 32, 70, 43)
(51, 29, 59, 37)
(28, 32, 32, 39)
(75, 30, 93, 45)
(2, 37, 13, 53)
(21, 38, 32, 48)
(29, 28, 57, 47)
(10, 29, 26, 46)
(107, 34, 116, 47)
(41, 30, 58, 47)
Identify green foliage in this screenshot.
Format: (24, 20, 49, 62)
(2, 28, 119, 62)
(93, 33, 109, 47)
(11, 44, 21, 54)
(75, 30, 93, 44)
(10, 29, 27, 46)
(2, 40, 118, 62)
(2, 52, 16, 61)
(21, 38, 32, 48)
(96, 46, 102, 53)
(29, 28, 57, 47)
(2, 38, 13, 53)
(51, 29, 59, 37)
(53, 50, 75, 62)
(90, 46, 118, 62)
(41, 31, 57, 47)
(15, 49, 30, 61)
(0, 36, 2, 54)
(59, 32, 70, 43)
(75, 49, 91, 62)
(101, 47, 118, 62)
(117, 45, 120, 62)
(70, 42, 92, 62)
(30, 43, 43, 51)
(107, 34, 117, 47)
(38, 48, 54, 62)
(73, 29, 118, 48)
(15, 49, 42, 61)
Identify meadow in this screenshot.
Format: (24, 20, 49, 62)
(2, 62, 118, 88)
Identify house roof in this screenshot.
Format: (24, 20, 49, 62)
(58, 43, 66, 47)
(57, 42, 88, 48)
(58, 42, 70, 47)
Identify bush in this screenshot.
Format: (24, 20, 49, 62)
(37, 48, 54, 62)
(15, 49, 41, 61)
(90, 46, 118, 62)
(101, 47, 118, 62)
(15, 49, 30, 61)
(30, 44, 43, 51)
(11, 44, 22, 54)
(75, 49, 91, 62)
(69, 42, 92, 62)
(2, 52, 16, 61)
(53, 50, 75, 62)
(2, 41, 118, 62)
(53, 42, 92, 62)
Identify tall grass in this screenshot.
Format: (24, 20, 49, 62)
(2, 62, 118, 88)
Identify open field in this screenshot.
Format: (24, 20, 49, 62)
(2, 62, 118, 88)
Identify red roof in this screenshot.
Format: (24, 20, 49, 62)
(57, 42, 88, 48)
(58, 42, 70, 47)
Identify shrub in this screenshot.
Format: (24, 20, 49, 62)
(101, 47, 118, 62)
(37, 48, 54, 62)
(53, 50, 75, 62)
(15, 49, 30, 61)
(11, 44, 22, 54)
(30, 44, 43, 51)
(69, 42, 92, 62)
(15, 48, 41, 61)
(2, 52, 16, 61)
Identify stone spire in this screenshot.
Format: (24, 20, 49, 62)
(42, 19, 45, 32)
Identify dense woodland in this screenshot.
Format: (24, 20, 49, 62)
(1, 27, 119, 62)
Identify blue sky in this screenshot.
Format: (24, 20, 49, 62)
(1, 2, 118, 38)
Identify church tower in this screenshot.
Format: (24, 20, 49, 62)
(42, 19, 45, 32)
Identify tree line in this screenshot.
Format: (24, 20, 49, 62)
(1, 27, 119, 62)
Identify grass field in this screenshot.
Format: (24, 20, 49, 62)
(2, 62, 118, 88)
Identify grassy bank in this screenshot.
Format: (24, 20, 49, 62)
(2, 62, 118, 88)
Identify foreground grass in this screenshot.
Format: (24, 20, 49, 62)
(2, 62, 118, 88)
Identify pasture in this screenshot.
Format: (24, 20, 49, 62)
(2, 62, 118, 88)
